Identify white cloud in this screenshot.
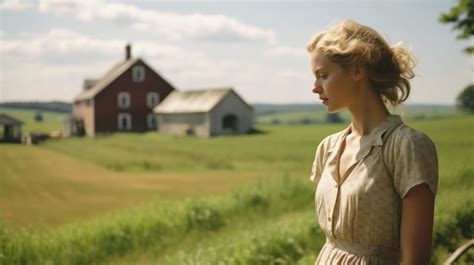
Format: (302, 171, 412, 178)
(0, 28, 215, 101)
(1, 29, 121, 57)
(0, 0, 33, 11)
(0, 28, 208, 67)
(167, 60, 312, 103)
(0, 54, 313, 103)
(38, 0, 276, 43)
(0, 28, 313, 103)
(0, 62, 112, 101)
(265, 46, 307, 57)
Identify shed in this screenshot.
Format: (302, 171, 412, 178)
(153, 88, 253, 137)
(0, 114, 23, 143)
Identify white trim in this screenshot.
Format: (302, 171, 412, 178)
(132, 65, 145, 82)
(118, 113, 132, 130)
(147, 92, 160, 108)
(118, 92, 130, 109)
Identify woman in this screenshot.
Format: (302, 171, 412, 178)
(307, 20, 438, 264)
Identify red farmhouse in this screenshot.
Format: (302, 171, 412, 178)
(69, 45, 175, 136)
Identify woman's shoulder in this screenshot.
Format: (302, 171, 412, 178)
(389, 123, 436, 146)
(385, 122, 437, 157)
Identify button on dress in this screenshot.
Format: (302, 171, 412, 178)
(309, 115, 438, 264)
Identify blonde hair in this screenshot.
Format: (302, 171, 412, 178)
(307, 19, 416, 106)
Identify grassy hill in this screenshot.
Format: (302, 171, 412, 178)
(0, 115, 473, 264)
(0, 101, 72, 113)
(0, 107, 66, 133)
(255, 104, 461, 124)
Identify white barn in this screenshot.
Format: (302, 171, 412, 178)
(153, 88, 253, 137)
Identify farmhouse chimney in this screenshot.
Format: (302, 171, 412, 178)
(125, 44, 131, 60)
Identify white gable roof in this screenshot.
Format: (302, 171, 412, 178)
(154, 87, 250, 114)
(75, 58, 140, 101)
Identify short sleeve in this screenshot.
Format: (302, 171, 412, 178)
(393, 130, 438, 198)
(309, 141, 325, 182)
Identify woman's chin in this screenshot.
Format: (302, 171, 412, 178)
(320, 100, 342, 113)
(326, 106, 343, 113)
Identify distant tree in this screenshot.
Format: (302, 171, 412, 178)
(439, 0, 474, 55)
(301, 118, 312, 124)
(271, 119, 281, 125)
(456, 84, 474, 112)
(326, 113, 343, 123)
(34, 112, 43, 122)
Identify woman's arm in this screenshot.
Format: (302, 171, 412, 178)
(400, 183, 436, 265)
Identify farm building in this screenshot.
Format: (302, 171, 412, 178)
(0, 114, 23, 143)
(154, 88, 253, 137)
(67, 44, 176, 136)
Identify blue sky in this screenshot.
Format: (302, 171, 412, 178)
(0, 0, 472, 105)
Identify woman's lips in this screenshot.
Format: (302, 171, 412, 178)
(319, 97, 328, 104)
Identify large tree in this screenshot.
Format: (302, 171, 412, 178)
(439, 0, 474, 54)
(440, 0, 473, 112)
(456, 84, 474, 112)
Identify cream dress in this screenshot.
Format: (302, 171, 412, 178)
(309, 115, 438, 264)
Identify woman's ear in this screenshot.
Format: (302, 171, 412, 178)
(351, 65, 365, 81)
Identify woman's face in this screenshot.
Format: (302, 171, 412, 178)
(310, 50, 358, 113)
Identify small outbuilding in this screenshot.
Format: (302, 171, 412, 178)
(153, 88, 253, 137)
(0, 114, 23, 143)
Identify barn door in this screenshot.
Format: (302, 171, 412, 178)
(222, 114, 238, 133)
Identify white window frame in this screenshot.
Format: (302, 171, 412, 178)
(147, 113, 157, 129)
(147, 92, 160, 108)
(132, 65, 145, 82)
(117, 113, 132, 131)
(118, 92, 130, 109)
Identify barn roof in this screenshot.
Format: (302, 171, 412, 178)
(75, 58, 140, 101)
(0, 114, 23, 126)
(154, 88, 250, 113)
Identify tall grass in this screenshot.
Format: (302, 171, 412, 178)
(3, 178, 471, 264)
(158, 211, 323, 265)
(0, 177, 314, 265)
(432, 202, 474, 264)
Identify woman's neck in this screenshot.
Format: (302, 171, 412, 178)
(347, 88, 390, 137)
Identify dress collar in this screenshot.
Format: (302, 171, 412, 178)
(351, 114, 402, 146)
(329, 114, 403, 160)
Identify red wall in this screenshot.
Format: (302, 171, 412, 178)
(93, 60, 175, 133)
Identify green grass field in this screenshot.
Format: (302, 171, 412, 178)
(256, 105, 461, 124)
(0, 113, 473, 264)
(0, 107, 66, 133)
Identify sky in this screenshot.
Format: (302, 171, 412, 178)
(0, 0, 472, 105)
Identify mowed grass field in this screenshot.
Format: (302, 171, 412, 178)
(0, 113, 473, 264)
(0, 107, 66, 133)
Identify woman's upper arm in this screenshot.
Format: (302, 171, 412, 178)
(392, 129, 438, 198)
(400, 183, 436, 265)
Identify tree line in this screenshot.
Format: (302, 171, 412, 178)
(0, 101, 72, 113)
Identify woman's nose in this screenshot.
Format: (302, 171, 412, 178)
(312, 83, 323, 94)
